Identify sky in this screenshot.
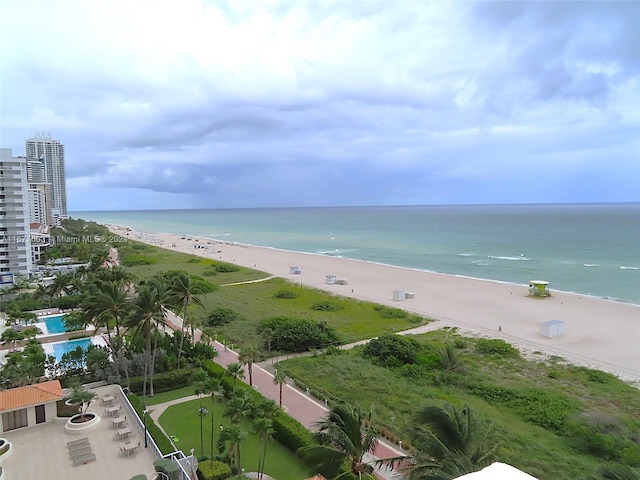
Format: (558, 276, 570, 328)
(1, 1, 638, 211)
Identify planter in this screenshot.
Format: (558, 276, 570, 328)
(0, 438, 12, 463)
(64, 413, 101, 434)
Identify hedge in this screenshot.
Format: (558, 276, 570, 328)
(128, 368, 203, 394)
(128, 393, 175, 455)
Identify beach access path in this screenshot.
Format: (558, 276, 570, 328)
(113, 226, 640, 383)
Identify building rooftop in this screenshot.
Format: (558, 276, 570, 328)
(0, 379, 64, 412)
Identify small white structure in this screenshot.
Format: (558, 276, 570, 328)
(455, 462, 538, 479)
(289, 266, 301, 274)
(393, 290, 405, 301)
(325, 275, 337, 285)
(405, 292, 415, 299)
(540, 320, 566, 338)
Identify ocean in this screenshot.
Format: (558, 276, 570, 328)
(75, 203, 640, 305)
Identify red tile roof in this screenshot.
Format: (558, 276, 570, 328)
(0, 380, 64, 411)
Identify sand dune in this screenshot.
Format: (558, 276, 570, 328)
(111, 225, 640, 383)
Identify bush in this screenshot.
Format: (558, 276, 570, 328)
(128, 368, 203, 394)
(129, 475, 147, 480)
(51, 295, 83, 310)
(363, 334, 420, 367)
(198, 459, 232, 480)
(154, 457, 182, 480)
(207, 308, 240, 327)
(129, 394, 174, 455)
(373, 305, 407, 319)
(475, 338, 519, 357)
(274, 290, 300, 299)
(257, 317, 340, 353)
(214, 264, 239, 273)
(311, 301, 344, 312)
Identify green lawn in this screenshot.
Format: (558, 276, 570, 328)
(121, 240, 429, 352)
(158, 399, 312, 480)
(144, 386, 198, 406)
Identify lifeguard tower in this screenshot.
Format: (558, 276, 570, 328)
(529, 280, 550, 297)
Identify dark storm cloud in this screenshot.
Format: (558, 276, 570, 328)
(0, 1, 638, 210)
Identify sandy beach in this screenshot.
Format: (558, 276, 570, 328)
(110, 225, 640, 383)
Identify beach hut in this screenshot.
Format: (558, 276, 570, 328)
(325, 275, 337, 285)
(289, 266, 301, 274)
(529, 280, 550, 297)
(540, 320, 566, 338)
(393, 290, 405, 301)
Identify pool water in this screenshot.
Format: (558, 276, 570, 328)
(43, 315, 67, 334)
(52, 338, 92, 362)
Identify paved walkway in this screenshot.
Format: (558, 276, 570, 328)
(162, 310, 406, 478)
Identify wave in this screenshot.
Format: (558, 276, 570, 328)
(457, 253, 475, 257)
(317, 248, 358, 256)
(583, 264, 600, 267)
(620, 266, 639, 270)
(488, 255, 531, 261)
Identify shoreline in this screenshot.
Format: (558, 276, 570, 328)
(109, 224, 640, 384)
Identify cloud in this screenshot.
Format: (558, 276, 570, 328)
(0, 0, 638, 210)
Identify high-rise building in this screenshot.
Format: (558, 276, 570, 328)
(25, 133, 67, 222)
(0, 148, 33, 283)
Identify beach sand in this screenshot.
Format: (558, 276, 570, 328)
(111, 225, 640, 383)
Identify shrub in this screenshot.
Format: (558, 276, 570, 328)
(475, 338, 519, 357)
(257, 317, 340, 353)
(274, 289, 300, 299)
(207, 308, 240, 327)
(129, 394, 174, 454)
(272, 411, 313, 451)
(374, 305, 408, 318)
(154, 457, 182, 480)
(214, 264, 239, 273)
(311, 301, 344, 312)
(129, 476, 147, 480)
(363, 334, 420, 367)
(128, 368, 203, 394)
(198, 459, 232, 480)
(51, 294, 83, 310)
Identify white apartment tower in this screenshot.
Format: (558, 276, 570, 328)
(25, 133, 67, 222)
(0, 148, 33, 282)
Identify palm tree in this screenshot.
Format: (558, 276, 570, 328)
(203, 377, 221, 461)
(273, 369, 286, 408)
(225, 362, 245, 390)
(48, 272, 72, 298)
(219, 424, 246, 474)
(401, 403, 496, 480)
(238, 345, 260, 387)
(83, 280, 133, 389)
(301, 402, 379, 478)
(253, 416, 275, 480)
(168, 272, 203, 370)
(225, 391, 251, 423)
(128, 283, 166, 398)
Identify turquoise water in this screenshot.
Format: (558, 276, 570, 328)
(43, 315, 67, 334)
(52, 338, 92, 362)
(76, 203, 640, 304)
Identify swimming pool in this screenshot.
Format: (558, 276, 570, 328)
(51, 338, 92, 362)
(42, 314, 67, 334)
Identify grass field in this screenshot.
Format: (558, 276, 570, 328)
(121, 241, 428, 350)
(158, 398, 312, 479)
(276, 330, 640, 480)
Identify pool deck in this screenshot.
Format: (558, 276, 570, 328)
(1, 385, 159, 480)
